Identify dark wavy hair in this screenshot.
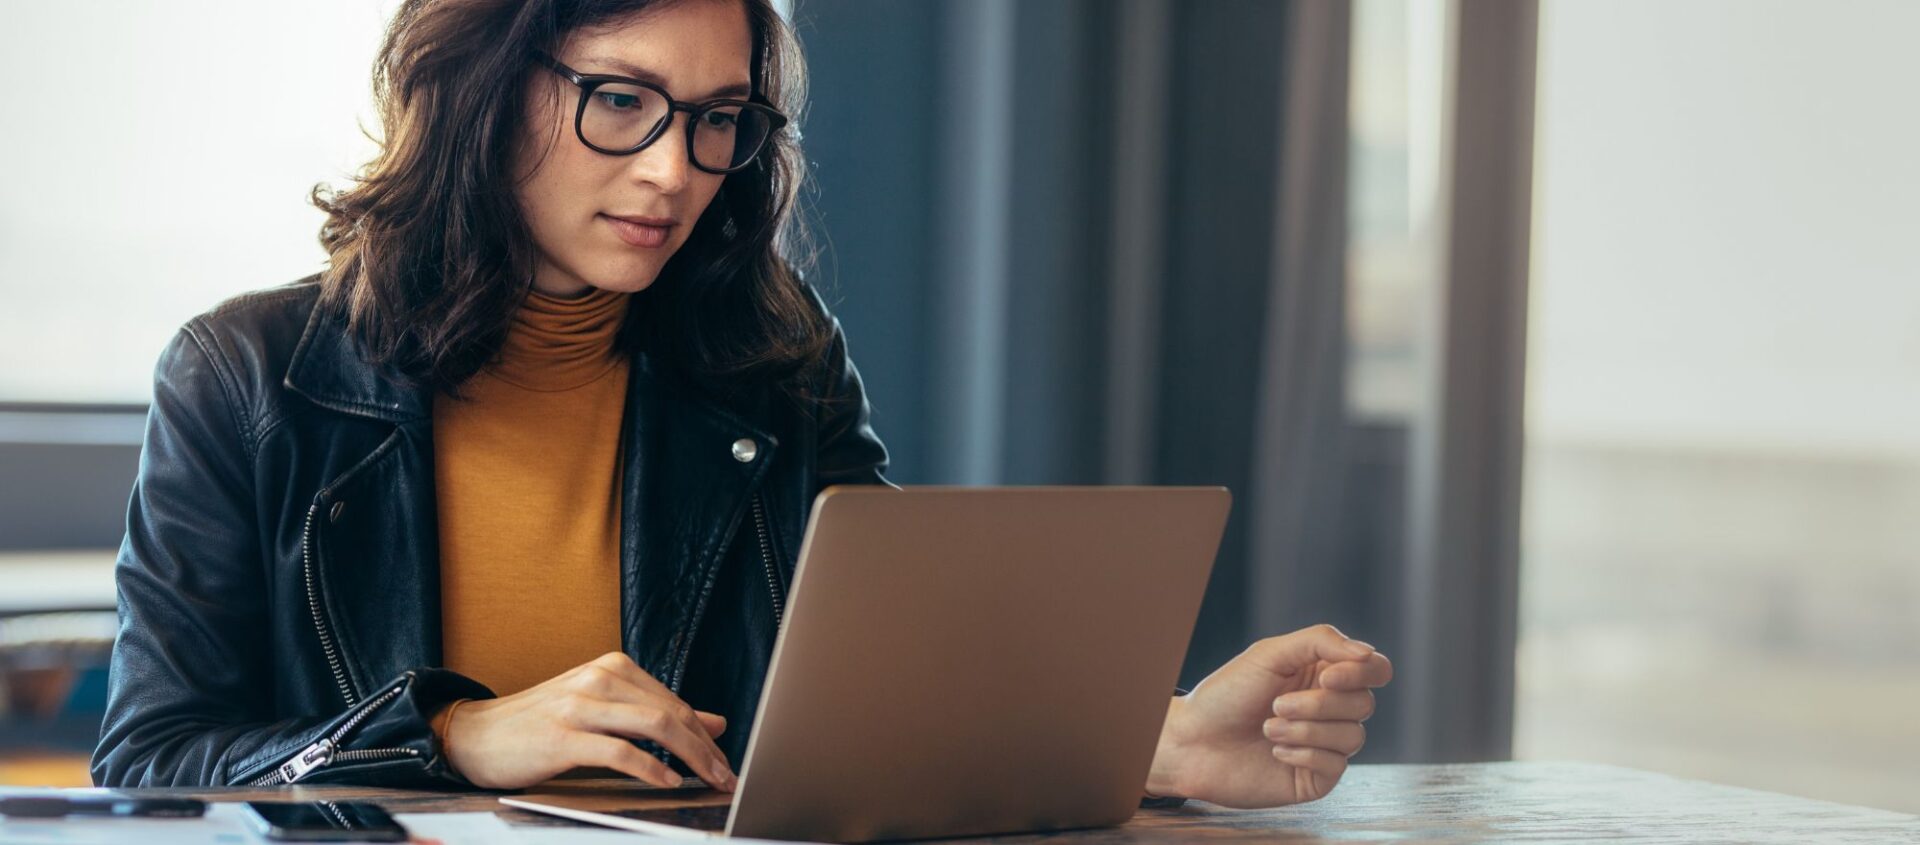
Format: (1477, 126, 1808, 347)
(312, 0, 830, 402)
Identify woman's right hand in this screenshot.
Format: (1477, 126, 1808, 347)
(439, 652, 736, 791)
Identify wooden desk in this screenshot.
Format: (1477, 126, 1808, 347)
(108, 762, 1916, 843)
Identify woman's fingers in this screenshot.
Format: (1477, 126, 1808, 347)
(570, 732, 684, 788)
(1263, 718, 1366, 756)
(1273, 688, 1375, 722)
(566, 657, 735, 787)
(446, 655, 740, 791)
(1318, 652, 1393, 691)
(1238, 625, 1376, 676)
(1271, 743, 1349, 795)
(566, 695, 737, 790)
(582, 654, 729, 739)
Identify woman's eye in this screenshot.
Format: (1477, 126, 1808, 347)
(703, 111, 739, 129)
(597, 92, 640, 110)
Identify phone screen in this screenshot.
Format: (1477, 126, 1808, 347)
(244, 801, 407, 842)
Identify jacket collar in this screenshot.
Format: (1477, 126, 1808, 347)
(283, 297, 430, 423)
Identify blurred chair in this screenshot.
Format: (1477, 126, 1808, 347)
(0, 551, 118, 787)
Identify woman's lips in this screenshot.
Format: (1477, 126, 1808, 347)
(601, 213, 672, 249)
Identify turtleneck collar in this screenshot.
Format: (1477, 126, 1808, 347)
(487, 286, 632, 391)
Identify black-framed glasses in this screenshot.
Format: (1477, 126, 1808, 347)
(533, 50, 788, 174)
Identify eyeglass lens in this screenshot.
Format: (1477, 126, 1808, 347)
(581, 82, 772, 170)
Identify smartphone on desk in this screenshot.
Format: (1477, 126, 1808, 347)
(242, 801, 408, 842)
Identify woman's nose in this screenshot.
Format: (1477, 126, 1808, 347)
(628, 112, 694, 194)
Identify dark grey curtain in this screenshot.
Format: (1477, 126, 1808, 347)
(1397, 0, 1538, 764)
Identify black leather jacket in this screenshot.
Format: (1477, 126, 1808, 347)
(91, 277, 893, 788)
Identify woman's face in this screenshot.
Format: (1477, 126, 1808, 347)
(514, 0, 752, 298)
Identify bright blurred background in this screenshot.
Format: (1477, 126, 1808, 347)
(1516, 0, 1920, 812)
(1, 0, 1913, 813)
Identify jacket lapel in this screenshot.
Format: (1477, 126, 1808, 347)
(282, 302, 438, 699)
(619, 355, 779, 691)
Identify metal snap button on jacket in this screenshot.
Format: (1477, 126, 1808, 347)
(731, 438, 758, 463)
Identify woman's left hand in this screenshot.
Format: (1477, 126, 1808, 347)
(1145, 624, 1393, 808)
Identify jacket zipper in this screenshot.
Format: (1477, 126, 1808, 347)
(303, 499, 358, 708)
(668, 491, 782, 692)
(752, 493, 784, 625)
(246, 684, 417, 786)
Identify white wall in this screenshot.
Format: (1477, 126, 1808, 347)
(1522, 0, 1920, 813)
(1529, 0, 1920, 457)
(0, 2, 399, 402)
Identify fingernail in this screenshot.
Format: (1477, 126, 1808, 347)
(711, 758, 735, 787)
(1274, 697, 1300, 718)
(1264, 718, 1291, 740)
(1344, 639, 1375, 656)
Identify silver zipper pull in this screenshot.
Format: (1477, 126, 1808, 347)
(277, 738, 336, 784)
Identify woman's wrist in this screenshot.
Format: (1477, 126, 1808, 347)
(432, 698, 474, 772)
(1144, 762, 1184, 800)
(1144, 695, 1190, 800)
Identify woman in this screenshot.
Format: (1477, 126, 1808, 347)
(91, 0, 1392, 810)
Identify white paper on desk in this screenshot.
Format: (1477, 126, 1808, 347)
(1, 806, 797, 845)
(495, 831, 695, 845)
(0, 803, 259, 845)
(0, 807, 518, 845)
(393, 812, 518, 844)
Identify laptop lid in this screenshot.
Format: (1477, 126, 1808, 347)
(726, 485, 1229, 842)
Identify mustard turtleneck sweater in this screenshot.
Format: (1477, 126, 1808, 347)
(433, 286, 631, 698)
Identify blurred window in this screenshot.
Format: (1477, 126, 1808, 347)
(1346, 0, 1448, 422)
(1519, 0, 1920, 813)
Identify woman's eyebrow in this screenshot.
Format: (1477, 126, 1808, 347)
(579, 55, 752, 100)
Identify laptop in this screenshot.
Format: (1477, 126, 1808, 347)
(503, 485, 1229, 842)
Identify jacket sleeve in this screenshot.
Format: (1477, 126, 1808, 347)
(90, 323, 490, 788)
(804, 286, 897, 493)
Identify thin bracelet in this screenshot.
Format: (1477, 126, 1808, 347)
(440, 698, 472, 760)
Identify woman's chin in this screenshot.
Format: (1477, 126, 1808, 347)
(581, 261, 666, 294)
